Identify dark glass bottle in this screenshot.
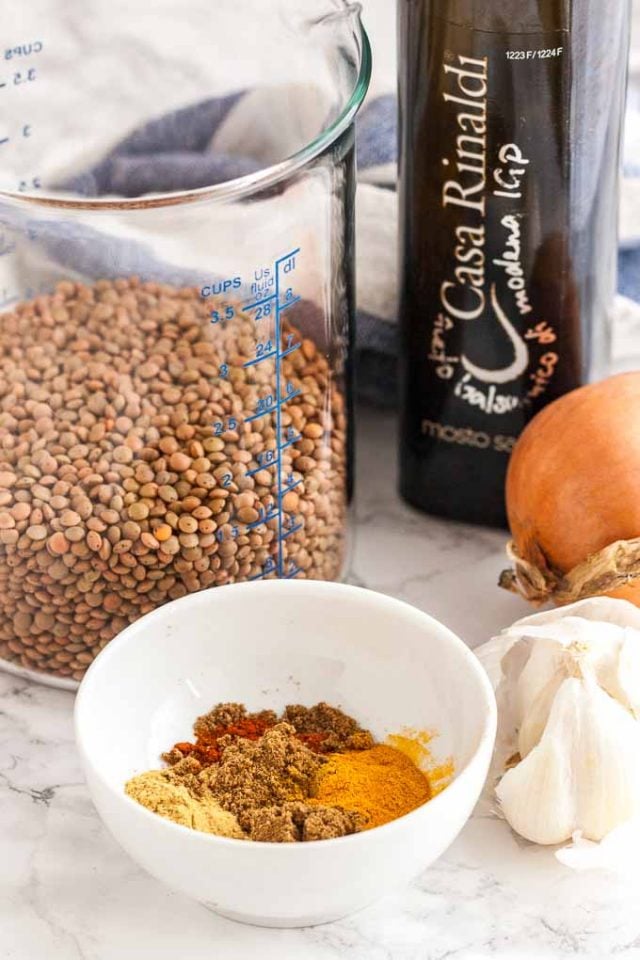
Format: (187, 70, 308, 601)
(398, 0, 631, 527)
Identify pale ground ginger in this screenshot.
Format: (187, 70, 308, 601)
(125, 761, 244, 839)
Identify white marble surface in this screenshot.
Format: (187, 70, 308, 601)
(4, 404, 640, 960)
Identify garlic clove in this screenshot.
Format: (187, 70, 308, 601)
(575, 678, 640, 841)
(497, 675, 640, 845)
(497, 677, 578, 845)
(498, 637, 534, 739)
(600, 629, 640, 720)
(512, 637, 568, 757)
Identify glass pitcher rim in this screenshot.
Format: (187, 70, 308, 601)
(0, 6, 372, 213)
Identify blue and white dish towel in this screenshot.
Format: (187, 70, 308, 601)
(60, 79, 640, 405)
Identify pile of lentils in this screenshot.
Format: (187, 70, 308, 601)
(0, 278, 347, 681)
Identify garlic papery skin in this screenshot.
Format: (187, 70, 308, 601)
(477, 597, 640, 855)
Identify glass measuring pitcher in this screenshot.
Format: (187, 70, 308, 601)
(0, 0, 371, 686)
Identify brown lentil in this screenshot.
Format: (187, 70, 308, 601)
(0, 279, 347, 681)
(47, 532, 70, 556)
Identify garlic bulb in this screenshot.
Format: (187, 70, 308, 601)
(487, 598, 640, 847)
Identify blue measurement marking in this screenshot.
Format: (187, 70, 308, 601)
(273, 248, 300, 575)
(279, 295, 301, 313)
(281, 477, 303, 495)
(244, 409, 268, 425)
(246, 459, 279, 478)
(242, 293, 277, 312)
(281, 340, 301, 359)
(271, 248, 298, 574)
(280, 387, 302, 405)
(245, 510, 279, 531)
(278, 248, 301, 576)
(243, 349, 277, 368)
(0, 137, 9, 146)
(281, 522, 303, 541)
(248, 559, 278, 581)
(238, 247, 303, 580)
(281, 433, 301, 452)
(274, 256, 284, 576)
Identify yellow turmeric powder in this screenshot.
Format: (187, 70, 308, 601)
(311, 744, 431, 830)
(387, 731, 455, 797)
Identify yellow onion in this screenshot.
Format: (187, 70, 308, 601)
(501, 372, 640, 607)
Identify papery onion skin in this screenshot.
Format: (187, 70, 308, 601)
(504, 373, 640, 606)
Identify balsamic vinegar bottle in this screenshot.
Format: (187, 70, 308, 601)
(398, 0, 631, 527)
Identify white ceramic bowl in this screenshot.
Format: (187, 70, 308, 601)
(75, 581, 496, 927)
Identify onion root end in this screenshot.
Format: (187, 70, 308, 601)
(500, 538, 640, 606)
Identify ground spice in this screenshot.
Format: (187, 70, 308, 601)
(248, 801, 363, 843)
(311, 744, 432, 830)
(387, 730, 454, 797)
(203, 721, 364, 842)
(204, 723, 325, 827)
(152, 721, 361, 841)
(125, 758, 244, 839)
(165, 707, 278, 766)
(163, 701, 372, 768)
(283, 702, 375, 753)
(193, 702, 277, 740)
(126, 702, 443, 843)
